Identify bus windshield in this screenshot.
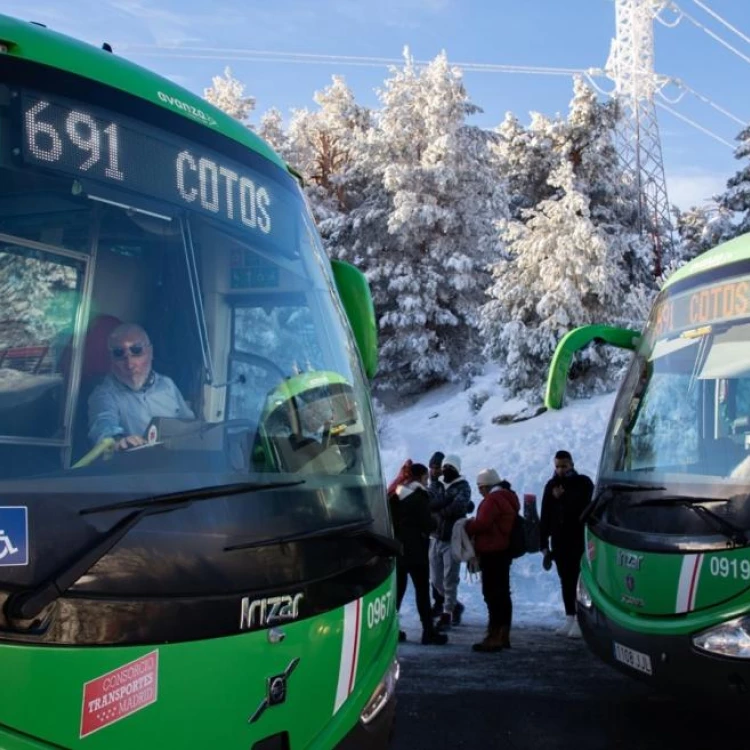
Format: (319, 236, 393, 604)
(0, 77, 382, 527)
(600, 269, 750, 498)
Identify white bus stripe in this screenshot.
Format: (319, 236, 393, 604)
(688, 553, 704, 611)
(676, 554, 701, 613)
(334, 598, 362, 714)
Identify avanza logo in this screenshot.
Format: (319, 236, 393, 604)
(240, 593, 304, 630)
(157, 91, 217, 127)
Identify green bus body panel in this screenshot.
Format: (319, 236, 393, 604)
(585, 532, 750, 632)
(330, 261, 378, 381)
(663, 231, 750, 290)
(0, 574, 397, 749)
(0, 13, 285, 170)
(544, 326, 640, 410)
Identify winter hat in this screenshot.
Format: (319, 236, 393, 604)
(443, 454, 461, 473)
(429, 451, 445, 468)
(476, 468, 501, 487)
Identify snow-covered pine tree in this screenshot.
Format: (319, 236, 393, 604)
(668, 204, 734, 280)
(258, 108, 289, 159)
(370, 49, 507, 395)
(492, 111, 560, 221)
(284, 76, 372, 225)
(718, 124, 750, 240)
(481, 78, 655, 399)
(203, 67, 255, 127)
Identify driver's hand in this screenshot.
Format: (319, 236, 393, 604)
(116, 435, 147, 451)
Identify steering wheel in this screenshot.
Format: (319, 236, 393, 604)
(228, 352, 302, 434)
(230, 352, 288, 390)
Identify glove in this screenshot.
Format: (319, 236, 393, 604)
(542, 549, 554, 571)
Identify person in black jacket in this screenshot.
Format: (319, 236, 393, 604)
(539, 450, 594, 638)
(390, 462, 448, 646)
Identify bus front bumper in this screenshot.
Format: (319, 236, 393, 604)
(579, 601, 750, 698)
(334, 687, 396, 750)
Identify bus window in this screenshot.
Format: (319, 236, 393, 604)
(629, 371, 700, 471)
(0, 242, 84, 440)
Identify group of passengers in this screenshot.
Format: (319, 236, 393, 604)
(387, 449, 594, 652)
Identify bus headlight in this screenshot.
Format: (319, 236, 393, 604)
(576, 576, 592, 610)
(693, 617, 750, 658)
(360, 658, 399, 725)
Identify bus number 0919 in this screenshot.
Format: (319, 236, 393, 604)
(709, 556, 750, 580)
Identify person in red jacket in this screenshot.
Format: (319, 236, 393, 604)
(465, 468, 520, 653)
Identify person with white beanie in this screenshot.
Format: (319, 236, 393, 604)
(466, 468, 520, 652)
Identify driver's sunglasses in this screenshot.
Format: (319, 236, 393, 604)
(110, 343, 149, 360)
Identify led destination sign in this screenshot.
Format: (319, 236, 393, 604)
(17, 91, 296, 249)
(653, 274, 750, 337)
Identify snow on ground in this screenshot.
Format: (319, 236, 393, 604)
(378, 364, 616, 634)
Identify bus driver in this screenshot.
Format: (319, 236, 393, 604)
(88, 323, 194, 450)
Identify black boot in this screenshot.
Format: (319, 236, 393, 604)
(452, 601, 465, 626)
(430, 587, 444, 618)
(398, 630, 407, 643)
(422, 628, 448, 645)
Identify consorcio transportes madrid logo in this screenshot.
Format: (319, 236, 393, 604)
(80, 651, 159, 738)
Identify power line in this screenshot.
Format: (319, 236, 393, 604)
(656, 100, 735, 148)
(128, 42, 737, 151)
(668, 2, 750, 67)
(691, 0, 750, 48)
(659, 80, 747, 126)
(124, 45, 585, 77)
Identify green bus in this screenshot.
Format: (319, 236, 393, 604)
(0, 13, 399, 749)
(546, 233, 750, 697)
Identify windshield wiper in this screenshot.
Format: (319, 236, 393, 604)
(225, 518, 403, 557)
(581, 482, 667, 523)
(630, 496, 747, 546)
(4, 480, 305, 622)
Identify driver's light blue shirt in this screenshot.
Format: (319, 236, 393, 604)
(88, 372, 195, 445)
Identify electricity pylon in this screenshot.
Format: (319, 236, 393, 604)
(606, 0, 673, 275)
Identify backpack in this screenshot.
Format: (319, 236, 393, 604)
(508, 512, 527, 559)
(522, 495, 541, 554)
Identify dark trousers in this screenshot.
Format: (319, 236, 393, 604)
(432, 584, 443, 606)
(479, 551, 512, 629)
(396, 559, 432, 631)
(554, 548, 582, 616)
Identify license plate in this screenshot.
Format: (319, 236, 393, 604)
(613, 642, 653, 675)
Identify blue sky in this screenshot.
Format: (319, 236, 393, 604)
(5, 0, 749, 209)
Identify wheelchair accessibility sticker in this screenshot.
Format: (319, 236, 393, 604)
(0, 507, 28, 566)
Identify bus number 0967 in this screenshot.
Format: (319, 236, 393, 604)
(367, 593, 393, 629)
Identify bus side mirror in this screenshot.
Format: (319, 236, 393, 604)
(330, 260, 378, 380)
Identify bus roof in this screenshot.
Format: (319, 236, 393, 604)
(0, 13, 288, 171)
(664, 231, 750, 290)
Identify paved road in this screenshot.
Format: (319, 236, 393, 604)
(390, 620, 746, 750)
